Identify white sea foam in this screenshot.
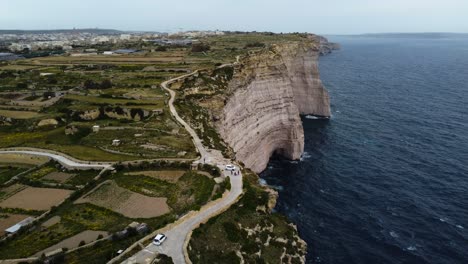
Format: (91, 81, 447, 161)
(456, 225, 464, 229)
(390, 231, 399, 238)
(305, 115, 319, 120)
(407, 246, 417, 251)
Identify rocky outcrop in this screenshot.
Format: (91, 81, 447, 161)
(37, 118, 59, 127)
(218, 38, 331, 173)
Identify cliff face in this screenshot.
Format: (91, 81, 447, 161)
(217, 40, 331, 173)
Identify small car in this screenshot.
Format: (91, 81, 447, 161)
(225, 164, 236, 171)
(153, 234, 167, 246)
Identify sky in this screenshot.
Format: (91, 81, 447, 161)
(1, 0, 468, 34)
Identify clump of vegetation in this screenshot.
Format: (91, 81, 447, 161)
(244, 42, 265, 48)
(188, 171, 306, 264)
(191, 43, 210, 52)
(112, 171, 216, 214)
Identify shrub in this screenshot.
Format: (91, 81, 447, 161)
(191, 43, 210, 52)
(223, 222, 241, 243)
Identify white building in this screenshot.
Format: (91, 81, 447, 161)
(120, 34, 132, 40)
(112, 139, 121, 146)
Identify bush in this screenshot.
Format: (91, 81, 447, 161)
(191, 43, 210, 52)
(222, 222, 241, 243)
(244, 42, 265, 48)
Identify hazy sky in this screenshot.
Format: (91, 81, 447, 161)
(1, 0, 468, 34)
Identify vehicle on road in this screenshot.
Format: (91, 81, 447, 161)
(225, 164, 236, 171)
(153, 234, 167, 246)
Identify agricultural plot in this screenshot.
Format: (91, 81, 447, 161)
(0, 183, 27, 201)
(75, 181, 170, 218)
(0, 153, 49, 166)
(0, 109, 42, 119)
(0, 166, 29, 185)
(34, 230, 109, 257)
(0, 204, 133, 259)
(0, 214, 30, 236)
(0, 187, 72, 211)
(113, 171, 216, 214)
(42, 172, 75, 183)
(125, 170, 186, 183)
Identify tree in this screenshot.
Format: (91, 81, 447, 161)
(100, 79, 112, 89)
(83, 79, 98, 89)
(16, 82, 28, 89)
(191, 43, 210, 52)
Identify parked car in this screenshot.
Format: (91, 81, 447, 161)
(225, 164, 236, 171)
(153, 234, 167, 246)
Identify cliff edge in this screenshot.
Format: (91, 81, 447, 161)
(218, 38, 332, 173)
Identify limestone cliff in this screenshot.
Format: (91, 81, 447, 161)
(218, 39, 331, 173)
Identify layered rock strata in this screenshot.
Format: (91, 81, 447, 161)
(218, 40, 331, 173)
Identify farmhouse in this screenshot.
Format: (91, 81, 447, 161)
(5, 217, 35, 235)
(112, 139, 121, 146)
(92, 125, 100, 132)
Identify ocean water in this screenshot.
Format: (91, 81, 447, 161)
(260, 36, 468, 264)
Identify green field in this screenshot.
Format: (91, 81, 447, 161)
(112, 171, 216, 214)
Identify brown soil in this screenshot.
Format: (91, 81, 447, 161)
(34, 230, 108, 257)
(75, 181, 170, 218)
(125, 170, 186, 183)
(0, 214, 29, 236)
(0, 187, 72, 211)
(43, 172, 75, 183)
(0, 184, 27, 201)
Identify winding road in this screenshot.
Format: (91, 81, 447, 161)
(0, 69, 244, 264)
(119, 71, 244, 264)
(0, 149, 112, 169)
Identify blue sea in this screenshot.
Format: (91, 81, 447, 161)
(260, 36, 468, 264)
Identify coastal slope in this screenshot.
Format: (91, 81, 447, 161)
(218, 38, 332, 173)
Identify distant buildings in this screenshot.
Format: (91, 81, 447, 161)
(150, 38, 193, 46)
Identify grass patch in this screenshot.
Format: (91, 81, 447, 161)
(65, 170, 98, 186)
(0, 109, 42, 119)
(0, 166, 29, 184)
(113, 171, 215, 214)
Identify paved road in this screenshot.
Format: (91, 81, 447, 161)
(0, 150, 111, 169)
(124, 171, 242, 264)
(160, 71, 211, 162)
(121, 71, 244, 264)
(0, 69, 243, 264)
